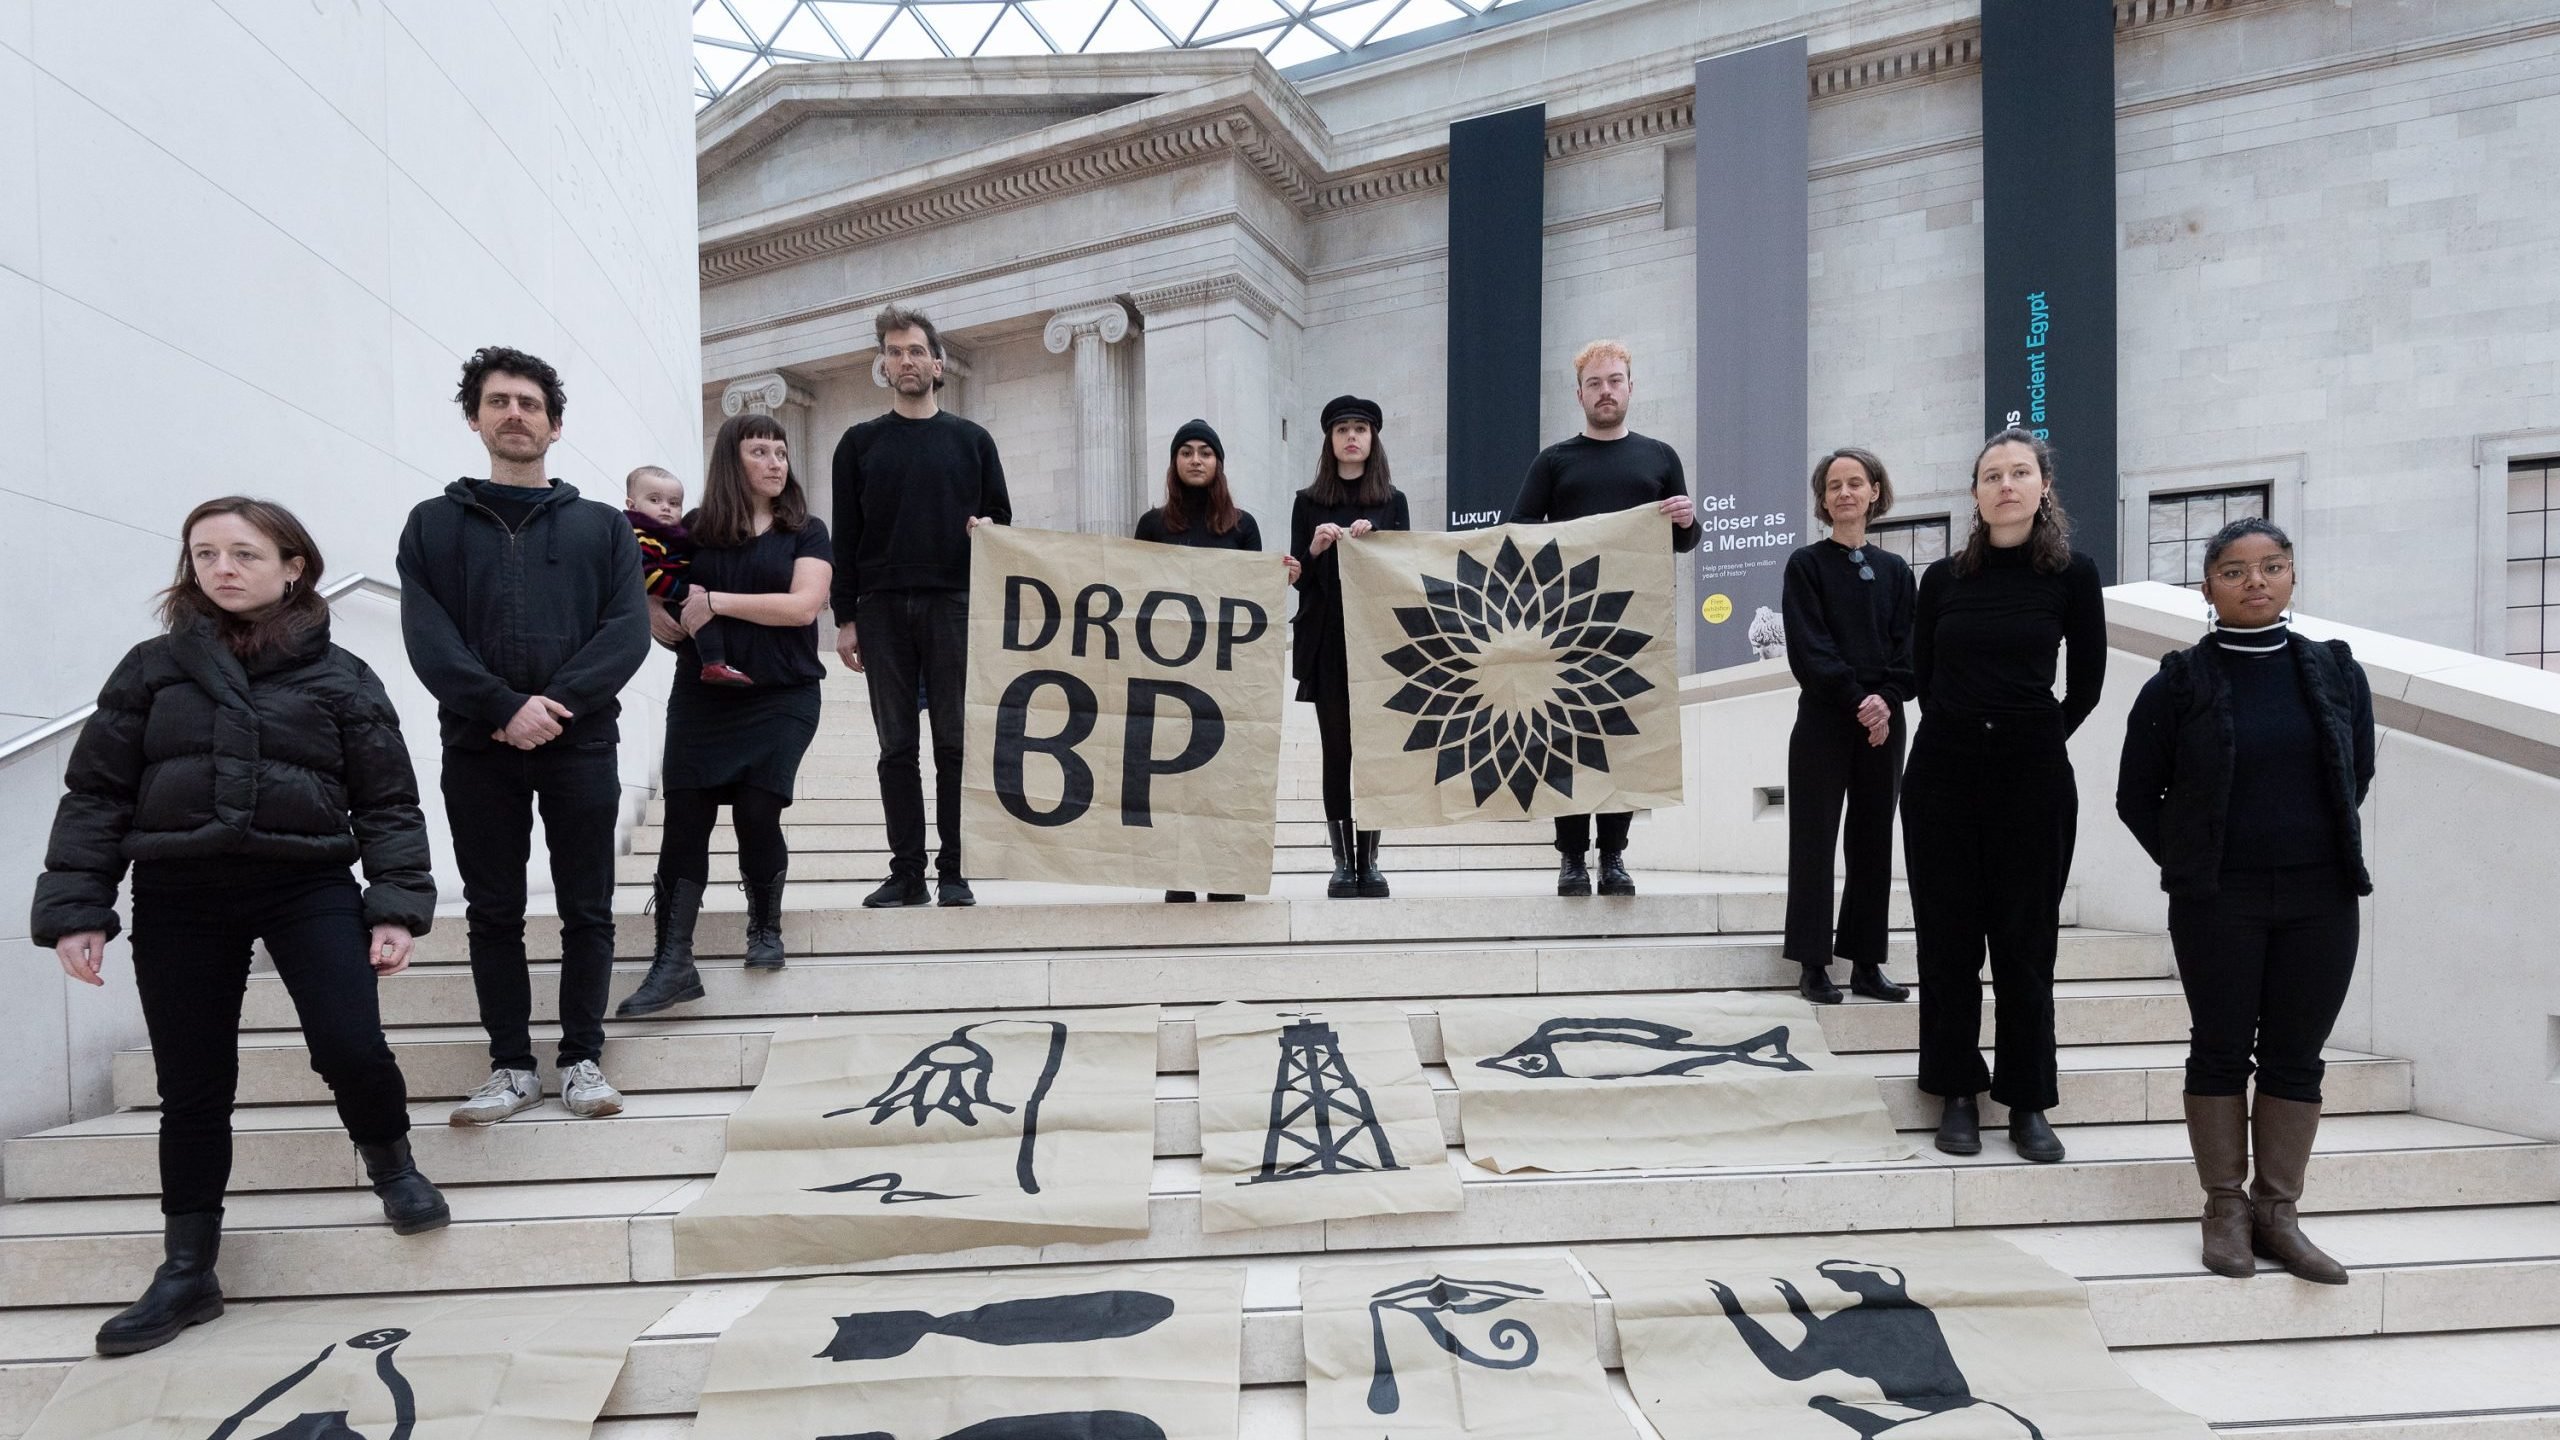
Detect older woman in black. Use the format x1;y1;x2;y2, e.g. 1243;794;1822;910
34;498;445;1356
1904;429;2106;1164
1136;418;1301;903
2118;519;2374;1284
1290;395;1410;899
619;413;833;1017
1782;448;1916;1006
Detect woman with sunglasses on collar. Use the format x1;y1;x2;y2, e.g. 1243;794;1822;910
1781;448;1917;1008
2117;517;2374;1285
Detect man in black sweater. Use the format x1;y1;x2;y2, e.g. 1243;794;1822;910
831;305;1012;909
1509;340;1699;898
398;346;648;1127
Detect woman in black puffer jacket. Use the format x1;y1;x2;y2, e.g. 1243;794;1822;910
32;497;447;1358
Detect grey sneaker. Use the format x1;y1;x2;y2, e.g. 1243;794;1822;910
449;1067;540;1127
560;1060;624;1119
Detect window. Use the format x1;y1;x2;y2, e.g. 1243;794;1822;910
2146;485;2270;588
1866;516;1950;566
2507;459;2560;672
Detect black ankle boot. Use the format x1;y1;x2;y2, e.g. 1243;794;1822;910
1326;820;1360;899
2008;1108;2066;1163
356;1137;452;1235
1849;961;1910;1002
742;868;787;971
1164;890;1198;903
1935;1094;1982;1156
1799;964;1843;1005
1355;830;1390;898
617;875;706;1018
1596;849;1636;896
96;1211;224;1355
1557;852;1592;897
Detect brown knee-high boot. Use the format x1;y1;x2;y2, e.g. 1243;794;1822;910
2250;1094;2348;1284
2182;1093;2253;1278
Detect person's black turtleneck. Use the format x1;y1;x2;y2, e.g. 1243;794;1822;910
1913;541;2107;733
2210;621;2343;871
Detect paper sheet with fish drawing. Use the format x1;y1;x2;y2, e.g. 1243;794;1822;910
1437;994;1913;1172
672;1007;1160;1277
691;1264;1246;1440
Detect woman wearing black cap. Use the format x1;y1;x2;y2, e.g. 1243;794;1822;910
1290;396;1409;899
1136;418;1300;902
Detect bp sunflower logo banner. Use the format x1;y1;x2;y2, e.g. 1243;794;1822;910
1340;504;1684;829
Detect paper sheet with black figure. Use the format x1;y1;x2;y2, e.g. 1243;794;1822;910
1193;1001;1464;1232
1299;1256;1626;1440
1437;993;1912;1172
20;1291;672;1440
673;1007;1160;1276
692;1266;1246;1440
1582;1234;2215;1440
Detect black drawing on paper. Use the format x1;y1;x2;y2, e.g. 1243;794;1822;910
1474;1019;1810;1080
1244;1016;1407;1186
817;1019;1070;1199
823;1413;1167;1440
1707;1261;2045;1440
818;1290;1176;1361
1364;1275;1544;1415
203;1327;416;1440
1378;536;1655;811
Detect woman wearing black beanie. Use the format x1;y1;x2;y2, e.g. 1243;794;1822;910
1290;396;1409;898
1135;418;1299;902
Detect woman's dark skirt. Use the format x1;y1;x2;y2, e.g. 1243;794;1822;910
661;680;822;801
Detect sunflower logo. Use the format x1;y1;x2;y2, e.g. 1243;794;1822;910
1380;536;1655;809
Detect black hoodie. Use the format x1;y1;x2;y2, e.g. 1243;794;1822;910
396;478;649;750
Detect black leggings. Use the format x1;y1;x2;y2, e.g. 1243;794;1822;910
1314;684;1355;823
130;863;411;1216
2169;866;2360;1103
655;787;790;884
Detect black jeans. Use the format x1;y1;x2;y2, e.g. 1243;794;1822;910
656;787;789;885
2170;866;2361;1103
1312;682;1355;824
130;862;411;1216
441;740;621;1073
1553;812;1632;857
1902;712;2077;1111
1785;701;1905;967
857;590;968;879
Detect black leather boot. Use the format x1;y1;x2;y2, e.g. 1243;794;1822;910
1849;962;1910;1002
616;875;706;1017
1164;890;1198;903
742;868;787;971
96;1211;224;1355
1355;830;1390;898
2008;1107;2066;1163
1596;849;1636;896
1557;852;1592;897
1934;1094;1982;1156
356;1137;452;1235
1326;820;1360;899
1799;964;1844;1005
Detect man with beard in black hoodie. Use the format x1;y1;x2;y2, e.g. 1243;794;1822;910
398;346;649;1128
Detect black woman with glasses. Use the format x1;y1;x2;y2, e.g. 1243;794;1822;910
1781;448;1918;1007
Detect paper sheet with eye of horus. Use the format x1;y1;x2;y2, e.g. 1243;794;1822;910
673;1007;1161;1277
1436;994;1913;1173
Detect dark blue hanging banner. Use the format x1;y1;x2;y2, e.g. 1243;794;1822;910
1981;0;2118;579
1444;104;1546;532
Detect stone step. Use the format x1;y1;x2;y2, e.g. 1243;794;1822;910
623;818;1557;854
235;932;2160;1030
613;844;1558;883
33;1044;2413;1198
4;1209;2555;1433
0;1114;2548;1306
403;876;2080;963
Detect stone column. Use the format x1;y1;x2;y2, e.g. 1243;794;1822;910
1130;274;1290;534
1044;300;1138;535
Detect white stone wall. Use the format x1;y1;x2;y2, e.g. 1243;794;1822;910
0;1;702;1156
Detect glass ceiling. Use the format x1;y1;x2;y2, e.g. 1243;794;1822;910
693;0;1534;106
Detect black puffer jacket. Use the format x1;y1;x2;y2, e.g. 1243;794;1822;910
30;615;438;944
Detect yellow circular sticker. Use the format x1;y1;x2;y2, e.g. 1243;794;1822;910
1701;593;1733;624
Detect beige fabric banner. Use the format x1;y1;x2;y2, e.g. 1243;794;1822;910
1583;1232;2216;1440
1301;1256;1626;1440
1194;1002;1464;1233
1438;993;1912;1173
22;1290;671;1439
674;1007;1160;1277
1340;505;1683;831
962;524;1289;894
693;1264;1246;1440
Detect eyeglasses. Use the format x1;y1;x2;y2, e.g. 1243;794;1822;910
2209;558;2293;585
1846;548;1874;581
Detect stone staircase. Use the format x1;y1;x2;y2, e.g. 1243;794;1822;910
4;674;2557;1436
